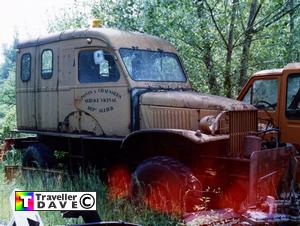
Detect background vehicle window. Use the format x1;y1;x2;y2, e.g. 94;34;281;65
286;74;300;119
41;50;53;79
252;79;278;109
21;53;31;82
78;49;120;83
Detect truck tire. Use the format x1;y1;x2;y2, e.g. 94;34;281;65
22;143;55;168
131;156;202;214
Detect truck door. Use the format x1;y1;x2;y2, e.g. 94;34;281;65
58;46;131;137
35;44;59;130
279;72;300;144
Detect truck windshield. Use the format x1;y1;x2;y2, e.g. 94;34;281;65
119;48;186;82
242;79;278;110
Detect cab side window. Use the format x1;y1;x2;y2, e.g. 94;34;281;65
286;74;300;119
21;53;31;82
78;49;120;83
242;87;252;104
41;49;53;79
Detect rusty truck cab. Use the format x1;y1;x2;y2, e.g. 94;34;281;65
238;63;300;146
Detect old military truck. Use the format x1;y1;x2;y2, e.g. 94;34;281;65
15;27;297;213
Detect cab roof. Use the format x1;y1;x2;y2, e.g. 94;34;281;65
251;63;300;78
252;68;283;77
16;27;177;52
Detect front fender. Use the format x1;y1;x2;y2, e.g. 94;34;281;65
121;129;229;164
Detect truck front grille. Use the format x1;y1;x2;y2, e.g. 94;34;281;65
140;105;198;130
228;110;257;157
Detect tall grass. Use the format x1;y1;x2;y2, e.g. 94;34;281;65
0;163;181;225
0;164;13;224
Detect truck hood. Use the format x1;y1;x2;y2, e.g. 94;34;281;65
140;91;255;111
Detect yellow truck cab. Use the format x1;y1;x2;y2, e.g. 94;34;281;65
16;28;191;137
238;63;300;146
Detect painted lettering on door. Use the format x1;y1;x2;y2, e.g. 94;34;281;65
80;89;122;113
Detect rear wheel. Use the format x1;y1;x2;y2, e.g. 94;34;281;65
131;156;202;214
22;143;56;168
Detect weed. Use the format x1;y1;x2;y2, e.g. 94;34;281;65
0;164;181;225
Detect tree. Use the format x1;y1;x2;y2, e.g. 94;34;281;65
0;33;18;140
47;0;92;32
238;0;261;89
0;33;18;80
238;0;300;89
46;0;300;97
287;0;299;62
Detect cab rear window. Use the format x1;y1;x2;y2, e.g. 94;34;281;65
21;53;31;82
41;49;53;79
78;49;120;83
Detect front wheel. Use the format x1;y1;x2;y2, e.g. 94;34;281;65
131;156;202;214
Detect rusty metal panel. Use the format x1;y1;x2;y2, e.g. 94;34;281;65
16;92;36;129
57;43;131;137
248;147;296;206
140;91;256;111
58;47;77;134
17;28;177;53
229;110;257;157
140;105;198;130
16;47;37;130
72;86;131;136
35;43;59;130
198;109;220;119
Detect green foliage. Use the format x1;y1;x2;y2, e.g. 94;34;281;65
47;1;92;32
0;107;16;141
0;166;180;225
0;36;17;140
2;148;22;166
46;0;300;97
0;34;17;80
0;68;16;107
0;68;16;140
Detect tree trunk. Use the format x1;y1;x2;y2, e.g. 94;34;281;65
196;0;219;94
224;0;238;98
239;34;252;90
288;0;296;62
238;0;258;90
203;44;218;94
